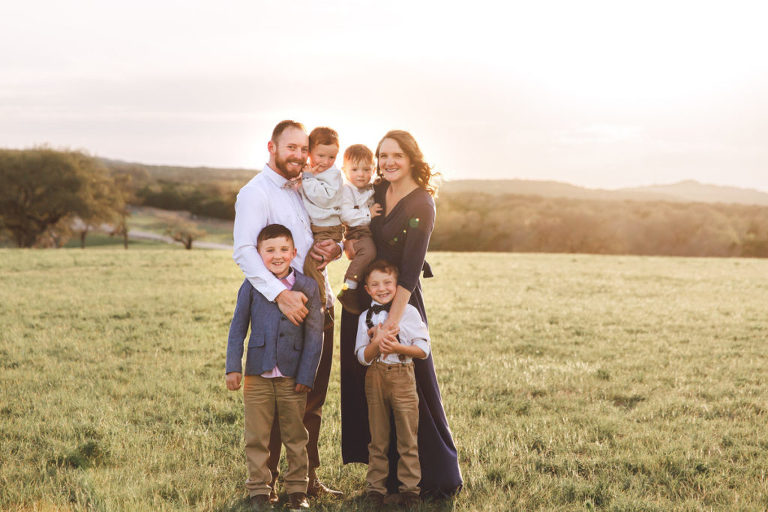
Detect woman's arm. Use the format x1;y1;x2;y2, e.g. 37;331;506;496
381;285;411;331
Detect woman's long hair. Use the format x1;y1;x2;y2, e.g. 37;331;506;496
375;130;440;197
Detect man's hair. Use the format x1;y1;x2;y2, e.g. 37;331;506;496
344;144;374;165
309;127;339;151
257;224;294;247
272;120;306;144
364;259;399;283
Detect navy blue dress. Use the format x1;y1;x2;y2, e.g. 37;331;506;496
340;181;463;497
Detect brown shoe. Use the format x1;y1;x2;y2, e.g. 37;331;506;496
287;492;310;511
365;491;386;508
306;478;344;499
400;492;421;509
248;493;273;511
337;286;363;315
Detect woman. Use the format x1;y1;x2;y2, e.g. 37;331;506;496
340;130;463;498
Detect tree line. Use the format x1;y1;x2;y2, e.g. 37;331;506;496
3;148;767;257
431;192;768;257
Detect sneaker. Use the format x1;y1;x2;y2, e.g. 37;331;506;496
337;286;362;315
287;492;310;511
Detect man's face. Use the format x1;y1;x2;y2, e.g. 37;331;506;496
343;158;374;188
269;127;309;179
309;143;339;174
364;269;397;305
257;236;296;278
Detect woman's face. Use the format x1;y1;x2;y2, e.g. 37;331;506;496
377;138;411;184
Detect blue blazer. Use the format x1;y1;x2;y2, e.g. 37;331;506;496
225;271;323;389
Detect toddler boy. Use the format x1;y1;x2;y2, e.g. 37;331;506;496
354;260;430;508
226;223;323;511
337;144;381;314
300;126;343;302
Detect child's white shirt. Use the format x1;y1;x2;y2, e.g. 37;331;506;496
300;165;343;226
340;182;375;228
355;303;431;365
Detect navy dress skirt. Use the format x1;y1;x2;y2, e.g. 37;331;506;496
340;182;463;497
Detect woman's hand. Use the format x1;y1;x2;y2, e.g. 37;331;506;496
370;202;383;218
295;383;311;393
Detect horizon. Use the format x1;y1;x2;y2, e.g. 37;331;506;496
3;1;768;193
93;155;768;194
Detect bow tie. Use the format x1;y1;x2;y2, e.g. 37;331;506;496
370;303;391;314
282;178;302;191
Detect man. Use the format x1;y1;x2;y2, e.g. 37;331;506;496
233;120;343;502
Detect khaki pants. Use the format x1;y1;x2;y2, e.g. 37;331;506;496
243;375;308;496
304;224;344;301
267;307;335;482
365;361;421;495
344;225;376;284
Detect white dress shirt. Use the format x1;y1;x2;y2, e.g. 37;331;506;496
340;182;375;228
233;164;333;306
300;166;343;227
355;303;431;365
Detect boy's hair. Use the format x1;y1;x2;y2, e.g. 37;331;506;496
257;224;294;248
364;259;399;284
271;120;305;144
309;127;339;151
344;144;374;165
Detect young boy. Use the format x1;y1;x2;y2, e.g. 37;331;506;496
354;260;431;508
300;126;344;302
226;224;323;511
337;144;382;315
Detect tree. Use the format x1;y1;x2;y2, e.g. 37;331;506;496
0;148;118;247
108;173;134;249
161;212;206;250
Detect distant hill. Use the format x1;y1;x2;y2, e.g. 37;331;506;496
441;179;768;206
99;157;768;207
619;180;768;206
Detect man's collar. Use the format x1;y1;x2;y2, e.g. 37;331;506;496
263;163;289;187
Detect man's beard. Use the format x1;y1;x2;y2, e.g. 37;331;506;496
274;153;305;179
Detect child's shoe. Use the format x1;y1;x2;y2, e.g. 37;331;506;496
337;285;362;315
364;491;386;508
287;492;309;511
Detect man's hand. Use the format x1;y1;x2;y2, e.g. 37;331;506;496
295;383;311;393
226;372;242;391
276;289;308;326
310;239;341;270
370;203;383;218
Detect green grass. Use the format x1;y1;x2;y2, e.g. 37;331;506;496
1;249;767;511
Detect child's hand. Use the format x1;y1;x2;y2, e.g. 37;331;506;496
303;161;324;175
226;372;242;391
370;203;383;218
378;332;401;356
295;383;311;393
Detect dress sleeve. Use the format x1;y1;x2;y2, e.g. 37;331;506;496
397;193;435;292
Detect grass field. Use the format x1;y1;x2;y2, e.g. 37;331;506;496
1;249;767;511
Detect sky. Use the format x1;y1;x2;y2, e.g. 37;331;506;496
2;0;768;191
